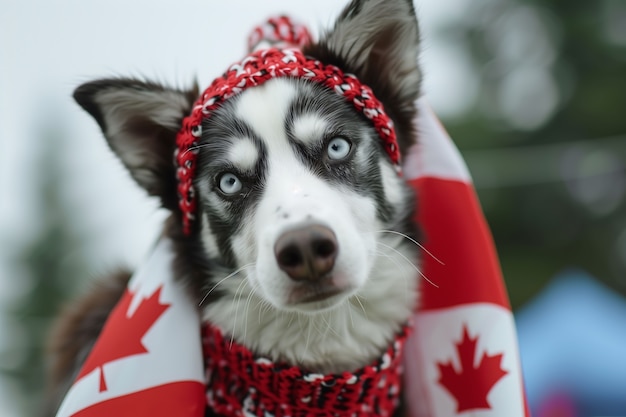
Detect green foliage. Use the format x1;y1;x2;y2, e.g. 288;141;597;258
440;0;626;307
2;123;89;416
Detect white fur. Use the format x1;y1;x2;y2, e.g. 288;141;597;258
379;160;405;208
228;138;259;172
200;213;221;259
292;114;329;145
202;79;419;374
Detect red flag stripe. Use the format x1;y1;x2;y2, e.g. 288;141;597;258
70;381;205;417
411;177;511;311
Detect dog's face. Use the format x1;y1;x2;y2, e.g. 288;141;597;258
74;0;422;372
196;78;412;312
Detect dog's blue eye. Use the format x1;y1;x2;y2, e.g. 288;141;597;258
327;137;351;160
218;173;242;195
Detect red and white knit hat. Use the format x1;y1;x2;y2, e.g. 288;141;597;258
175;16;401;234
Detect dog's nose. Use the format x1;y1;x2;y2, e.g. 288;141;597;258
274;224;338;281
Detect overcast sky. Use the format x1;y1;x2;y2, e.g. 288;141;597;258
0;1;472;414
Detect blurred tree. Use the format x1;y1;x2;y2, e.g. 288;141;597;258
437;0;626;307
0;121;89;416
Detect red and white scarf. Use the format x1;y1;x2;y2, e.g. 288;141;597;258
56;16;530;417
203;323;409;417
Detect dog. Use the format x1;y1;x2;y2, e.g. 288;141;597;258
45;0;423;415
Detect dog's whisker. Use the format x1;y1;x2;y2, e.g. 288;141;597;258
256;300;264;325
255;299;270;325
311;315;325;339
374;249;410;293
229;276;249;349
184;143;213;153
302;318;313;364
374;249;408;275
375;229;445;266
286;312;296;329
243;286;257;344
199;262;255;306
347;302;355;329
374;248;415;305
320;311;339;339
377;241;439;288
229;279;247;342
321;313;332;339
354;295;368;320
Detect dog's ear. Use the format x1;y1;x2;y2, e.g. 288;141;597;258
303;0;421;153
73;79;198;211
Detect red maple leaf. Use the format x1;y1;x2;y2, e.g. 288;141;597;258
437;325;509;412
76;286;170;392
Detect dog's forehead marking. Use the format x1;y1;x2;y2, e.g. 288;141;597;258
292;114;328;145
235;79;297;158
228;138;259;172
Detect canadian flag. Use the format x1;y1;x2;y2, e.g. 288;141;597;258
54;240;206;417
56;98;529;416
402;98;530;416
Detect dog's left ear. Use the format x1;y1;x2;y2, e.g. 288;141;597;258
73;78;198;211
304;0;421;153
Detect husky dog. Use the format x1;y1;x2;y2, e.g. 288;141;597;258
46;0;422;413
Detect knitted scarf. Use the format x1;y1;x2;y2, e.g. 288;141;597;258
203;324;409;417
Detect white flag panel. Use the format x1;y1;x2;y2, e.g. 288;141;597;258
405;303;526;417
56;240;205;417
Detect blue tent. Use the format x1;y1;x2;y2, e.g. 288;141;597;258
516;270;626;416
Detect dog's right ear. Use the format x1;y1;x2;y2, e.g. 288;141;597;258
304;0;421;155
73;78;198;211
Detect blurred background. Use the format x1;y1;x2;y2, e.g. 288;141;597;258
1;0;625;416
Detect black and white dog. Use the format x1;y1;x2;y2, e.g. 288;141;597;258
46;0;423;413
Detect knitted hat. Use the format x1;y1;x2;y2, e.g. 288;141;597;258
175;16;400;234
